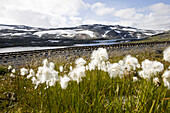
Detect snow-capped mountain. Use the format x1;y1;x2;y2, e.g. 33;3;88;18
0;24;162;39
0;24;163;48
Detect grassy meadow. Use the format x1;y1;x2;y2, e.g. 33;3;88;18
0;45;170;113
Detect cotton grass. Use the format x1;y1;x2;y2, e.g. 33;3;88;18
13;47;169;90
4;46;170;112
28;59;59;89
20;68;28;76
139;59;164;79
163;46;170;62
162;70;170;89
60;75;71;89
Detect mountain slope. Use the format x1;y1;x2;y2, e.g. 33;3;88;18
0;24;164;48
0;24;161;39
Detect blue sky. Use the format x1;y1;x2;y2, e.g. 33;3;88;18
84;0;170;8
0;0;170;30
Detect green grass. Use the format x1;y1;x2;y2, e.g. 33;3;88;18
0;67;8;76
0;50;170;113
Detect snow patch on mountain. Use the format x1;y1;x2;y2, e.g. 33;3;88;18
34;29;95;38
0;26;15;30
122;28;137;32
115;30;121;34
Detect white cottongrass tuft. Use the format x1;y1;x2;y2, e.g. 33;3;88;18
27;69;35;79
10;73;15;78
69;66;73;71
60;75;71;89
91;48;108;61
133;77;138;82
8;65;12;70
118;60;124;66
163;46;170;62
69;66;86;83
20;68;28;76
31;59;59;89
75;58;86;67
43;59;49;68
153;77;159;85
123;55;140;71
162;70;170;89
69;58;86;84
11;69;15;73
107;63;124;78
139;59;164;79
49;62;55;70
88;48;108;71
59;66;63;72
138;71;150;80
31;77;37;84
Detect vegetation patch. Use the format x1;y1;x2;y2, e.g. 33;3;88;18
0;46;170;112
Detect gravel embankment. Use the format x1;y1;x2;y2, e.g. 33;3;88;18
0;42;169;68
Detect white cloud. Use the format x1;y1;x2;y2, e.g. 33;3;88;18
135;3;170;30
69;16;83;26
83;19;115;25
90;2;170;30
0;0;169;30
149;3;170;15
0;0;87;27
114;8;136;19
91;2;115;16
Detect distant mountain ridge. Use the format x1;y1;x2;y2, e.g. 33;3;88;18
0;24;165;48
0;24;163;39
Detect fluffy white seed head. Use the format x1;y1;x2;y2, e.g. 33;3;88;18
139;59;164;78
162;70;170;89
75;58;86;67
20;68;28;76
163;46;170;62
153;77;159;85
69;66;73;71
88;59;98;71
91;48;108;61
11;69;15;73
123;55;140;71
69;66;86;84
88;48;108;71
163;78;170;89
10;73;15;78
49;62;55;70
162;70;170;81
118;60;124;66
141;59;152;70
27;69;35;79
59;66;63;72
43;59;49;68
133;77;138;82
138;70;150;80
97;48;108;61
31;77;37;84
8;65;12;70
34;59;59;89
107;63;124;78
60;75;71;89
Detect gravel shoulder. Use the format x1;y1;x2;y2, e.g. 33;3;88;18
0;42;169;68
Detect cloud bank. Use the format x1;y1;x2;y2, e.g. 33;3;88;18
0;0;169;30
